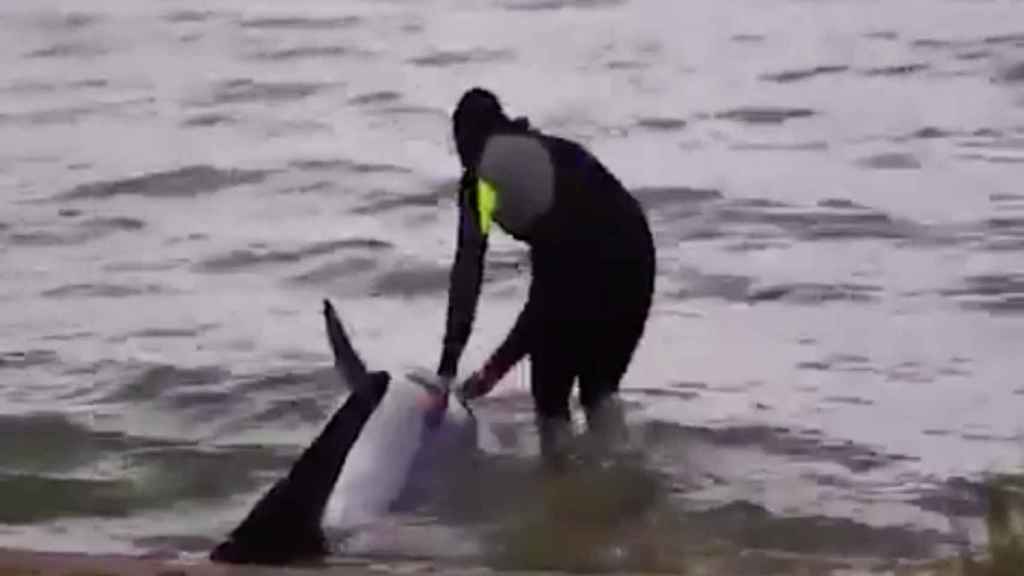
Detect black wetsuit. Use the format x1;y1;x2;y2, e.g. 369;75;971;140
438;125;656;420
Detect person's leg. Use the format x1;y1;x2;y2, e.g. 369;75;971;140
522;255;584;466
578;257;654;447
529;335;578;466
578;336;635;450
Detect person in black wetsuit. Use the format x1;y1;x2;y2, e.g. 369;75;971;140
437;87;656;455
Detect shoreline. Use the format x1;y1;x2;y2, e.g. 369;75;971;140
0;546;985;576
0;548;405;576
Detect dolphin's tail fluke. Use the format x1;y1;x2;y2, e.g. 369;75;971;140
210;299;389;565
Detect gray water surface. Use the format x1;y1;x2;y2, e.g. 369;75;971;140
1;0;1023;573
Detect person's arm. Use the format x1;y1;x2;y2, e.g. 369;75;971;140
481;278;540;380
459;277;541;400
437;173;489;378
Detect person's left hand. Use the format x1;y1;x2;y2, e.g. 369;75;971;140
457;368;498;402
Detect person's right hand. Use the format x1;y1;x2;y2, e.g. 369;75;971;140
457;369;498;402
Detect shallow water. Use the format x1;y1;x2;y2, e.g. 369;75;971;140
1;0;1023;573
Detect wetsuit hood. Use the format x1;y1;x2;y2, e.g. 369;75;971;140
453;87;505;169
452;87;530;169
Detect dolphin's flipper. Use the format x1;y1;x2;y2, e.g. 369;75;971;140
210;300;390;565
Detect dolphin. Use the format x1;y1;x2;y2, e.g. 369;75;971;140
210;299;479;565
210;299;389;565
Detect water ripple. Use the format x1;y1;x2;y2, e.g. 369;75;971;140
291;158;412;175
760;65;849;83
0;350;59;370
861;63;930;77
943;274;1024;313
162;10;218;24
713;107;817;125
25;42;107;60
748;282;881;304
238;15;362;31
503;0;627;11
857;152;922;170
371;262;452;297
41;283;169;299
998;61;1024;83
194;238;391;274
348;91;403;106
199;79;328;106
409;49;514;68
248;45;371;62
643;421;916;476
62;165;270;200
634;117;687;131
352;187;453;215
6;216;145;247
289;257;379;286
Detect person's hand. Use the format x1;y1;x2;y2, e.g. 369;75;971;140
457;368;498;402
409;367;451;394
408;368;452;429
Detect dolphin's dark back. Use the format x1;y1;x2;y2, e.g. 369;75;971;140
210;300;389;565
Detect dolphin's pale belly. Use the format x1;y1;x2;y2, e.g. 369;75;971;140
323;371;476;530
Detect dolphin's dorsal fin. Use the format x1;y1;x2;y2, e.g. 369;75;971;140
323;299;370;392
